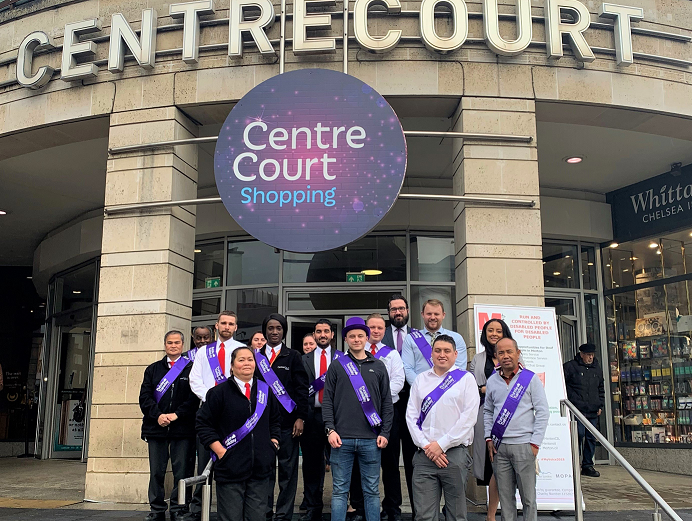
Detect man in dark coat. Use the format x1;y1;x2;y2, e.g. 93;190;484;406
139;330;200;521
563;342;605;477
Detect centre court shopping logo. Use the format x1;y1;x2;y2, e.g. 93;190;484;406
214;69;407;253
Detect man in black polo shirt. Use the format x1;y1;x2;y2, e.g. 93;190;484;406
323;317;393;521
139;330;199;521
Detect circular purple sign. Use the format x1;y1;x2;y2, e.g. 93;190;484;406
214;69;407;253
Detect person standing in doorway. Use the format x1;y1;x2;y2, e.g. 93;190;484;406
196;346;282;521
300;319;338;521
381;294;415;516
484;338;549;521
139;330;199;521
302;333;318;355
470;318;515;521
406;334;479;521
258;313;309;521
188;311;245;521
323;317;393;521
250;331;267;351
349;313;405;521
563;343;604;478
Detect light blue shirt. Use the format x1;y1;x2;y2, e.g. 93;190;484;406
402;327;467;385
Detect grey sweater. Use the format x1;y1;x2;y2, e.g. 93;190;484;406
483;368;549;446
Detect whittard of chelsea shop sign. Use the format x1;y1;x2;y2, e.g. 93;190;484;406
607;163;692;242
214;69;407;253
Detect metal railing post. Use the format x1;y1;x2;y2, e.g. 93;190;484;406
201;482;212;521
177;479;187;505
569;416;585;521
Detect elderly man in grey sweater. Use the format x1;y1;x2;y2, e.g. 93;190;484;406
483;338;549;521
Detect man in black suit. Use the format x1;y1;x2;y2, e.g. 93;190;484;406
259;313;309;521
299;318;338;521
382;294;415;519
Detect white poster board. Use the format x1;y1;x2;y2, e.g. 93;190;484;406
474;304;578;511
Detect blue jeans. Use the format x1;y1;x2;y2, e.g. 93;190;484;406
577;415;599;468
330;438;381;521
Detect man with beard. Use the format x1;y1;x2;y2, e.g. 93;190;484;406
299;319;339;521
258;313;309;521
382;294;415;518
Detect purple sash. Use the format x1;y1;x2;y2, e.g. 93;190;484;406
416;368;467;429
255;349;296;413
337;355;382;429
212;380;269;461
308;350;344;397
187;347;198;361
154;356;191;403
373;345;394;360
490;369;535;448
410;330;434;368
206;343;227;385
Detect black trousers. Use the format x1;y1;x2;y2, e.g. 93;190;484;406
398;395;416;518
350;405;403;517
146;437;196;513
301;407;327;520
267;426;300;521
189;435;212;515
217;476;273;521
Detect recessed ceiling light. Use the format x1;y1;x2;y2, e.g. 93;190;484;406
194;249;202;253
553;271;561;276
26;276;32;280
656;250;662;255
567;276;572;279
564;156;583;164
609;243;619;248
588;262;594;266
361;269;383;276
565;255;571;258
606;263;611;267
649;242;658;248
72;290;82;294
0;210;6;215
623;269;629;272
631;257;638;260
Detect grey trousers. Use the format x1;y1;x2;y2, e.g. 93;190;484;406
217;476;273;521
412;445;471;521
492;443;537;521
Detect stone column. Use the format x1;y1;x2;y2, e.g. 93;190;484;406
85;106;198;503
453;97;544;359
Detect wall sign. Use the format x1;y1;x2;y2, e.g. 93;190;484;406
214;69;407;253
607;163;692;243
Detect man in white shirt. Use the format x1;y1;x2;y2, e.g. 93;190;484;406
188;311;244;521
350;313;405;521
406;334;479;521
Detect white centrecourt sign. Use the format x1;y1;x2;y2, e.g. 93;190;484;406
474;303;578;512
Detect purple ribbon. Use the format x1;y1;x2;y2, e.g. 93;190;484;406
337;355;382;429
308;350;344;397
255;349;296;413
154;356;191;403
187;347;198;361
416;368;467;429
206;343;227;385
490;369;535;448
212;380;269;462
373;345;394;360
410;330;434;368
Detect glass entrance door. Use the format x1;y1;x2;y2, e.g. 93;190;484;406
287;317;343;352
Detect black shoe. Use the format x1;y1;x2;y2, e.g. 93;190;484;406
144;513;165;521
581;466;600;477
183;514;201;521
299;513;322;521
299;502;307;511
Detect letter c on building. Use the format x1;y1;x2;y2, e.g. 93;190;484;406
17;31;55;90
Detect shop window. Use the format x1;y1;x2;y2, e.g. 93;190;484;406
410;286;456;332
225;287;279;344
227;240;279;286
192;296;221;317
193;242;224;289
53;263;96;314
410;236;455;282
282;235;406;283
581;246;598;290
543;244;578;289
287;291;397;312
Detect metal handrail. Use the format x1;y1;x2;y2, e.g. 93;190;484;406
560;399;683;521
178;459;213;521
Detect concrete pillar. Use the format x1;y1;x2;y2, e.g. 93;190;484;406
453;97;544;359
85;106;198;503
452;97;543;504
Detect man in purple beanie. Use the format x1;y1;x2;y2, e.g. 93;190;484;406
322;317;393;521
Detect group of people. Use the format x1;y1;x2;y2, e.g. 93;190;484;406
139;294;562;521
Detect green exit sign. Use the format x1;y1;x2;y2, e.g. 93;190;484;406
346;272;364;283
205;277;221;288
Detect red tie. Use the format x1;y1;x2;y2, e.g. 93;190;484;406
370;344;377;356
318;349;327;404
269;347;278;365
245;382;251;400
218;342;226;376
169;361;173;368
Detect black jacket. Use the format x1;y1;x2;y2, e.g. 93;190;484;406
196;378;282;484
302;347;341;412
323;351;393;440
563;354;605;418
139;356;199;440
258;343;309;429
383;325;411;408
